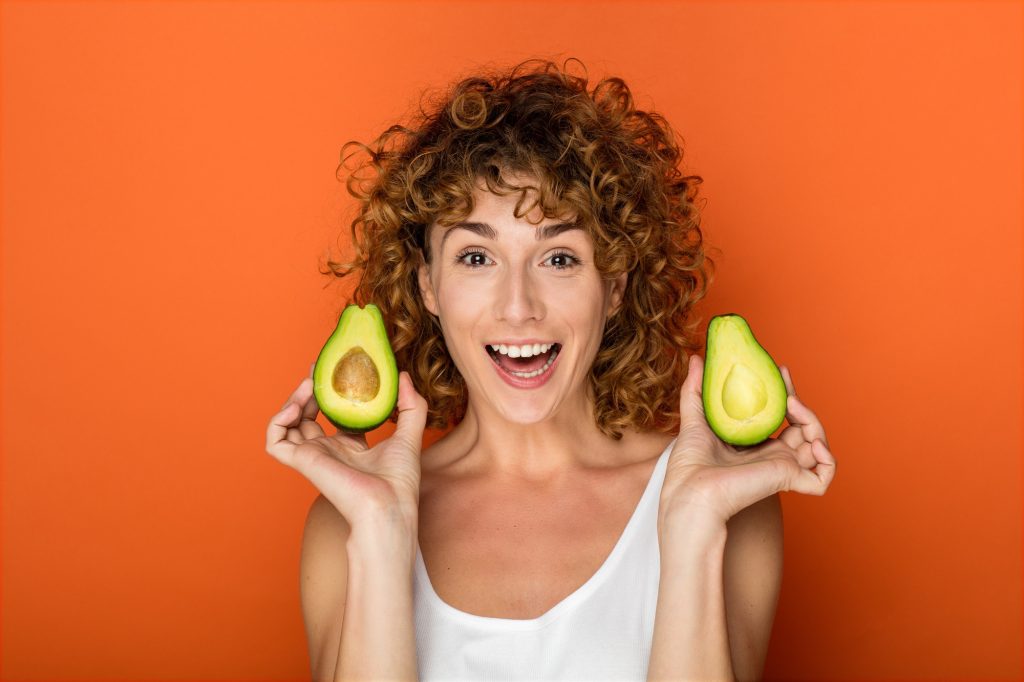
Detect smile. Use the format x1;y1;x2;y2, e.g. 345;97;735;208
485;343;562;385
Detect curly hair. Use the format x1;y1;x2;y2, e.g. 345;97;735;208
321;57;714;440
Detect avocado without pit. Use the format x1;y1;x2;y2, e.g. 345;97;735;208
702;314;787;446
313;303;399;434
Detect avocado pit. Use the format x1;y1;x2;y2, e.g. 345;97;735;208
721;362;768;421
332;346;380;402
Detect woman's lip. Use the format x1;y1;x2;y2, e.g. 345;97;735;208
485;344;561;389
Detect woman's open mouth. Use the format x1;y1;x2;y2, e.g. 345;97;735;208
485;343;561;387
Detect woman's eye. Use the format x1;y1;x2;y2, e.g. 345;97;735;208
455;250;491;267
547;251;582;270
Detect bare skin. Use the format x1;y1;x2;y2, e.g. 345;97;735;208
416;427;675;619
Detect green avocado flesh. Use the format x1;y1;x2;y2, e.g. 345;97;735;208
313;303;399;434
702;314;787;446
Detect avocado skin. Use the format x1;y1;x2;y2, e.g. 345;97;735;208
313;304;399;434
701;313;787;446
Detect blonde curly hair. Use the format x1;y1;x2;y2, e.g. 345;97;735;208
321;57;714;439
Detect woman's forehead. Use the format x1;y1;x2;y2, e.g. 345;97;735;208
440;217;586;246
432;192;580;234
423;172;595;249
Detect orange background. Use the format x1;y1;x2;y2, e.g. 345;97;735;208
1;1;1021;679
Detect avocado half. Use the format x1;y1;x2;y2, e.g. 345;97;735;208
702;313;787;446
313;303;399;434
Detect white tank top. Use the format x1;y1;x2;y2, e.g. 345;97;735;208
413;436;676;681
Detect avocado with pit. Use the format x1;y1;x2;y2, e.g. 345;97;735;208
702;314;787;446
313;303;399;434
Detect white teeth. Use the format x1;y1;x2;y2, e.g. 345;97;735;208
485;343;561;379
489;343;554;357
505;346;559;378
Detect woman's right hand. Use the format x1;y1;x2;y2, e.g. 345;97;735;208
265;365;428;534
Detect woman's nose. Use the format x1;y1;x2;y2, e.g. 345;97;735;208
494;267;545;324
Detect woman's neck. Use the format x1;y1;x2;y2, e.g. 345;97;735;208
427;392;663;482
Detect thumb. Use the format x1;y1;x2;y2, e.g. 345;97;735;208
680;354;706;427
393;371;428;450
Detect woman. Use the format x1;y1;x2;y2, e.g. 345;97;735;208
266;58;836;681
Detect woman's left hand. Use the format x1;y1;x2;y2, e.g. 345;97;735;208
661;354;837;526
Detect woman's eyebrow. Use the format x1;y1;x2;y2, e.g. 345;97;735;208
440;221;581;251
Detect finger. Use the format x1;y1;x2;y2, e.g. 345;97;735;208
280;377;321;441
785;394;829;449
788;439;837;496
680;354;706;428
793;440;818;469
777;423;805;450
300;420;326;440
286;426;305;444
392;371;428;450
271;377;318;451
301;384;320;421
689;354;704;398
280;374;323;438
304;365;339;441
266;402;299;462
780;365;796;397
777;366;816;450
809;439;837;491
298;405;326;439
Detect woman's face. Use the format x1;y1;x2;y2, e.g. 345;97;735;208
417;175;627;424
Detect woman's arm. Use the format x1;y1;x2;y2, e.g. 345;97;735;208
299;497;419;682
648;356;833;680
340;512;419;681
648;505;733;681
270;371;428;681
647;494;784;682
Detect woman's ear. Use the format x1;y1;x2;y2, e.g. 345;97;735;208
417;256;439;317
607;271;628;317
